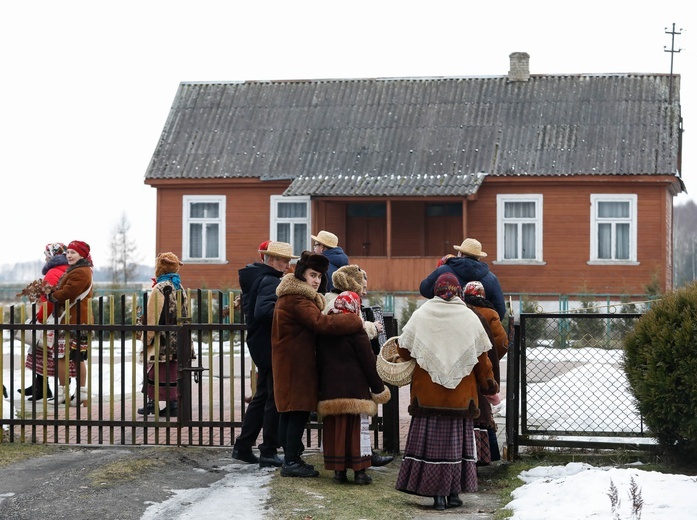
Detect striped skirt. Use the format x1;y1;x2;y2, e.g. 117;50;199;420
396;415;478;497
322;414;371;471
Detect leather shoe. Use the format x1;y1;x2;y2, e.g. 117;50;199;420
231;448;259;464
433;496;446;511
333;470;348;483
370;451;394;467
280;460;319;478
259;454;283;468
447;493;463;508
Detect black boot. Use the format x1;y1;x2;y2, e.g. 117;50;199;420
354;469;372;485
19;374;45;397
371;450;394;467
447;493;463;508
138;399;157;415
433;496;446;511
332;470;348;483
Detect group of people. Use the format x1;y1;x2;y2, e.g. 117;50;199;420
19;240;94;406
19;242;189;416
19;230;508;511
231;230;509;510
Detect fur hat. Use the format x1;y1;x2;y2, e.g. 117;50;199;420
311;230;339;249
68;240;90;259
155;252;183;277
453;238;487;258
332;264;364;294
261;241;299;259
294;251;330;293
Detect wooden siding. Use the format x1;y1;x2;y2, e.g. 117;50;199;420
150;175;677;296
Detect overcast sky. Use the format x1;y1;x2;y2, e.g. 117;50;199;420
1;1;693;268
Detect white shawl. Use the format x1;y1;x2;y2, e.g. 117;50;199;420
399;296;492;389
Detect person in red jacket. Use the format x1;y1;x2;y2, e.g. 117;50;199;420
20;243;77;401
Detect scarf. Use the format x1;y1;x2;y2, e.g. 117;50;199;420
399;296;491;389
329;291;362;315
156;273;182;290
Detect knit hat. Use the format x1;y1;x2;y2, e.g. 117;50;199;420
155;252;183;278
329;291;362;315
294;251;330;292
44;242;67;259
332;264;364;294
453;238;487;258
311;230;339;249
68;240;90;259
260;241;299;259
464;281;486;297
434;272;462;301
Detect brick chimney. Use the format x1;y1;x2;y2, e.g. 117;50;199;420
508;52;530;82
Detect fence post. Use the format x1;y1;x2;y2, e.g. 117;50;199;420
505;323;520;460
381;313;401;454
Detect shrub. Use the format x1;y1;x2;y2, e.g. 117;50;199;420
623;281;697;462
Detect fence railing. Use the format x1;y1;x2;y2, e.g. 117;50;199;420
1;291;400;451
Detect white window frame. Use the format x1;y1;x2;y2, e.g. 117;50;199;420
270;195;311;258
182;195;226;263
495;194;545;264
589;194;638;264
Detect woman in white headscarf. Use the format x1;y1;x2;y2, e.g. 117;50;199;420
395;272;498;511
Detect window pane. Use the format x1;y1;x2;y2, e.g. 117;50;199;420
504;223;518;259
293;224;307;255
347;203;386;218
189;224;202;258
278;202;307;218
190;202;219;219
426;203;462;217
504;201;535;218
277;223;290;243
598;223;612;259
205;224;219;257
598;201;629;218
616;223;630;259
522;223;536;259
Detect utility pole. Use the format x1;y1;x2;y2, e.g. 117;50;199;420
664;23;683;104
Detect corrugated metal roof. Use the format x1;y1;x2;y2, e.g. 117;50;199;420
144;74;681;197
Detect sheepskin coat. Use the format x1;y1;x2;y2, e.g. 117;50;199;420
272;274;363;413
50;259;93;325
398;345;496;419
317;329;391;418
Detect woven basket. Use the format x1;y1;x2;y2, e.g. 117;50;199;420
376;336;415;387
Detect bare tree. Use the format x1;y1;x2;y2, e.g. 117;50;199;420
109;213;140;286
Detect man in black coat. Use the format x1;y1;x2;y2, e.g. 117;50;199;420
420;238;507;320
232;241;298;468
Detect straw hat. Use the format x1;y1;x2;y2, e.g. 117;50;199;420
376;336;415;387
260;241;299;259
453;238;487;258
311;230;339;248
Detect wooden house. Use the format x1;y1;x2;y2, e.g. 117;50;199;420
144;52;684;297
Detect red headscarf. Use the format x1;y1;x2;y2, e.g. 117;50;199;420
68;240;90;259
434;272;462;301
329;291;362;315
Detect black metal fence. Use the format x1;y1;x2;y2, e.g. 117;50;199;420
505;312;654;457
1;291;400;451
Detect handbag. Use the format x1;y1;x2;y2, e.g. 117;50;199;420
376;336;415;387
45;283;93;349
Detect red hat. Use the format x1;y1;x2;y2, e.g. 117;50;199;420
68;240;90;259
258;240;271;261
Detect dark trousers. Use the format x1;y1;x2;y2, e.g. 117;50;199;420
278;410;310;462
233;366;280;456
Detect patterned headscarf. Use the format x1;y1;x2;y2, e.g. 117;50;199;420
44;242;67;259
329;291;362;315
434;272;462;301
436;253;455;268
464;281;486;297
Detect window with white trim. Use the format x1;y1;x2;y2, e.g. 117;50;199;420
182;195;225;262
496;194;543;262
590;194;637;262
270;195;310;257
